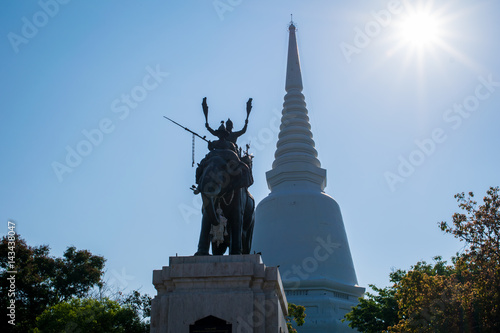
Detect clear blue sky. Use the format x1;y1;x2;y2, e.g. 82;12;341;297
1;0;499;298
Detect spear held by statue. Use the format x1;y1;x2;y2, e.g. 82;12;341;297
163;116;209;142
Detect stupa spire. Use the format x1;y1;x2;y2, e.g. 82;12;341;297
254;20;364;333
285;19;302;91
267;19;326;191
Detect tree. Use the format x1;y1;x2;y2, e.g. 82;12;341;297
389;257;458;332
0;235;105;332
287;302;306;333
33;298;148;333
437;186;500;332
117;289;152;325
391;187;499;332
342;270;403;333
344;187;500;333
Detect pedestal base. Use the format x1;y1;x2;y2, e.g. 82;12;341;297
151;254;289;333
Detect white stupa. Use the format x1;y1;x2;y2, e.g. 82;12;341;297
253;21;365;332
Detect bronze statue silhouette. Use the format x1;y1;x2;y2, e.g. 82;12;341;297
206;122;236;152
203;97;252;148
206;118;248;147
195;97;254;255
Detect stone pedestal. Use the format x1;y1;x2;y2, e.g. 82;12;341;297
150;254;289;333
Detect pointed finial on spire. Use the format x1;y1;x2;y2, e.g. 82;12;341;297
289;14;296;31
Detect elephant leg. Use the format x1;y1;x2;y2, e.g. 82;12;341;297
229;221;242;255
242;214;254;254
195;213;211;256
228;190;243;255
195;196;214;256
242;192;255;254
212;241;228;255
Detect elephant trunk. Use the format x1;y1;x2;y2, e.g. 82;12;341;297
203;182;221;199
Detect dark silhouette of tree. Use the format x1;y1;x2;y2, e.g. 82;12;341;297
0;235;105;332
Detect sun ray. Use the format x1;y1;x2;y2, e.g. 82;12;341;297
379;0;483;87
355;0;483;121
433;39;485;73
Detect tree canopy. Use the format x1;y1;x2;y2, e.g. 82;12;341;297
33;298;148;333
287;302;306;333
344;186;500;333
342;270;402;333
0;236;106;332
1;235;151;332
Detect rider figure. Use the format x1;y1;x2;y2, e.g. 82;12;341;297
206;122;236;151
203;97;252;152
225;118;248;146
206;119;247;151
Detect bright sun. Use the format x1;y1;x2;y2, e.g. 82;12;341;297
383;1;477;91
385;4;449;64
399;12;440;46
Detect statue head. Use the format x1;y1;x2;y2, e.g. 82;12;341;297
226;118;233;132
215;123;229;140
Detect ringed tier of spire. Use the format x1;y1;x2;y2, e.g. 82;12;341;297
267;22;326;191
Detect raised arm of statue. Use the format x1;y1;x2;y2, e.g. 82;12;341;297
205;123;218;137
232;121;247;138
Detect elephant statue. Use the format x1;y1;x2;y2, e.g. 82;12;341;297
194;148;255;255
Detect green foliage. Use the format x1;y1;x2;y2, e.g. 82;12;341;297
344;187;500;333
286;302;306;333
118;290;152;323
438;186;499;332
0;235;105;332
52;246;106;301
34;298;148;333
0;235;152;332
389;258;458;332
342;270;403;333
